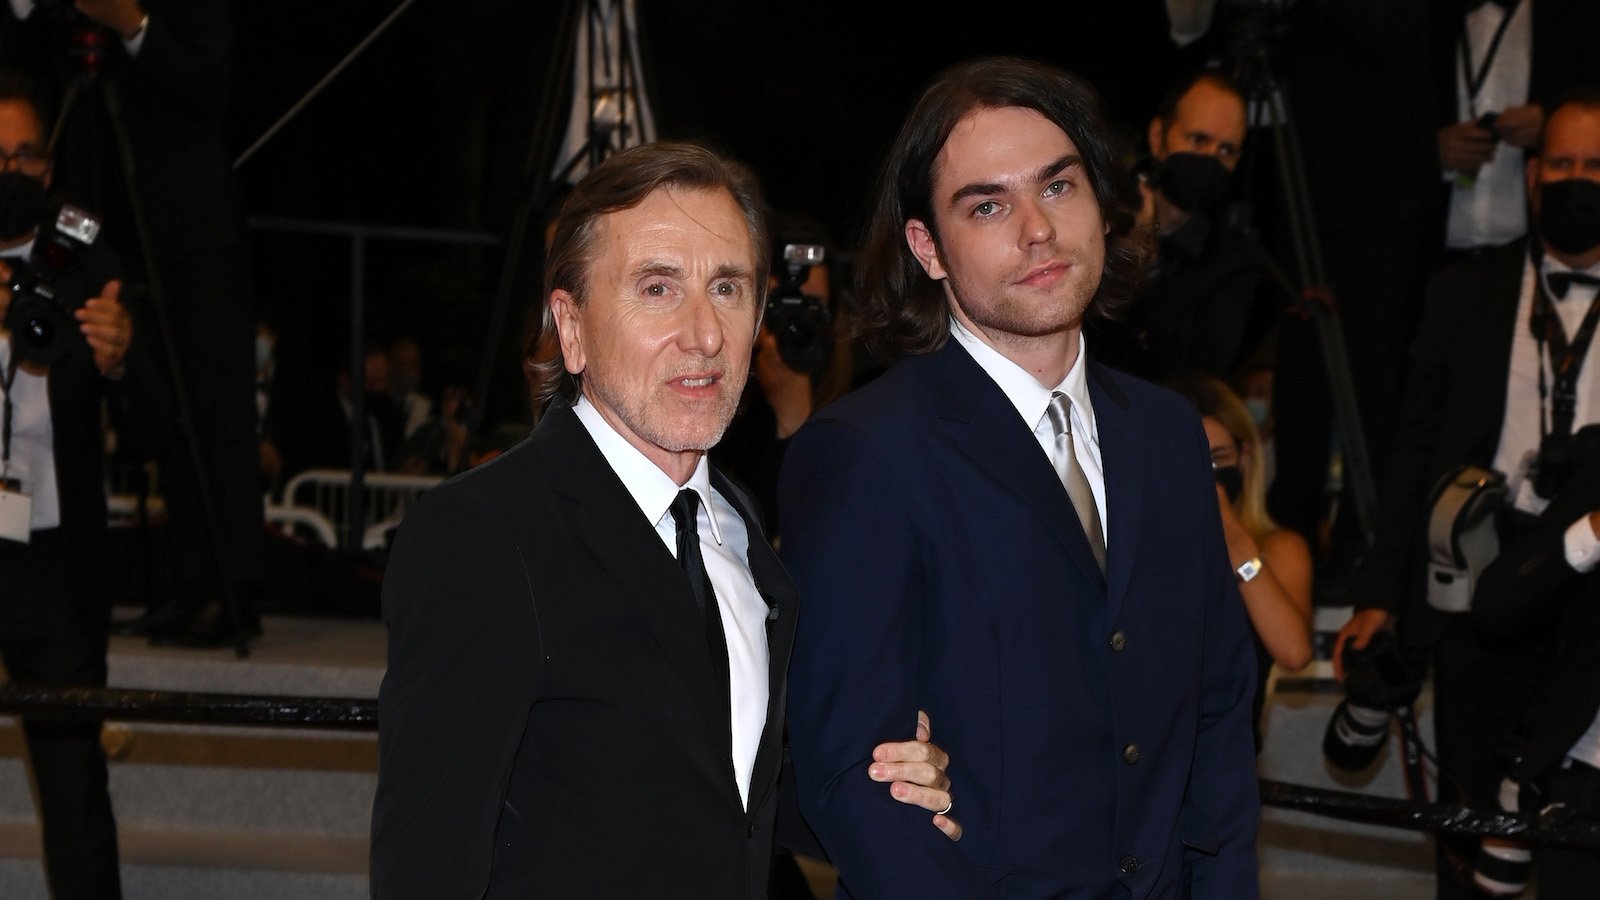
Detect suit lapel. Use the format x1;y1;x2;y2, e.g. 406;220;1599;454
924;341;1107;593
715;471;799;813
533;404;732;763
1088;363;1142;622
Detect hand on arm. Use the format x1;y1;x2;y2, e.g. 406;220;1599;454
75;280;132;378
868;710;962;840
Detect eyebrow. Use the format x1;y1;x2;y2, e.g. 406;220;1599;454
630;261;755;283
947;154;1082;209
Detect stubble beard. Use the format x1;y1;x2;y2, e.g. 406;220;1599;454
588;359;748;454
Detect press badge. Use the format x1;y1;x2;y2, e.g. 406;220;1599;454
0;476;31;544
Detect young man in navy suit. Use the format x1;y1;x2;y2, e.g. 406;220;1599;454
779;57;1261;898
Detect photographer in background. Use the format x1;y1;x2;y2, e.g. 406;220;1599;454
1470;451;1600;899
1334;91;1600;899
0;71;161;900
1095;69;1271;384
711;211;853;538
3;0;263;647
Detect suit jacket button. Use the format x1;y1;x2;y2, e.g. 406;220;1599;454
1109;630;1127;652
1122;743;1140;765
1119;855;1139;875
747;823;756;838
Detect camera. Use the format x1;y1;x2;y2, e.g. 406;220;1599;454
4;204;102;367
1530;424;1600;500
1322;630;1421;772
765;243;832;374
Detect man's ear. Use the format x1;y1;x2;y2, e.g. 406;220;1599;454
905;218;948;281
1147;117;1165;159
1526;157;1541;213
548;289;585;376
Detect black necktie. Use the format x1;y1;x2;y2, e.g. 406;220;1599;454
669;489;731;714
1548;270;1600;300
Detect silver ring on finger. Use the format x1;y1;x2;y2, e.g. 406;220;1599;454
936;800;953;816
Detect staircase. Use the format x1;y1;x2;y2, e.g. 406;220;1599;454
0;610;382;899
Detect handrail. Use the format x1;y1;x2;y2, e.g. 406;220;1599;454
2;686;1597;849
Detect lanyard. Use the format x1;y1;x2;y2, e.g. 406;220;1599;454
1;348;16;473
1457;0;1521;119
1531;271;1600;440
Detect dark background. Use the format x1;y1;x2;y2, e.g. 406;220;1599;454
228;0;1208;430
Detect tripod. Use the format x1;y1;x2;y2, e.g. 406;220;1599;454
1228;20;1380;547
49;25;254;657
459;0;655;468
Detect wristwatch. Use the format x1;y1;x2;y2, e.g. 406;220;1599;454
1235;556;1263;583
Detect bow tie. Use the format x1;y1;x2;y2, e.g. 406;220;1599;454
1465;0;1517;11
1547;270;1600;300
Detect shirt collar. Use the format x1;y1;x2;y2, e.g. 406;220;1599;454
949;317;1098;445
1;234;35;262
571;394;724;546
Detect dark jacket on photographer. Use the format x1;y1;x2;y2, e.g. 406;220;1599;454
1349;238;1600;640
1473;454;1600;787
3;233;168;630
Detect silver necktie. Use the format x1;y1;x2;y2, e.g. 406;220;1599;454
1044;391;1106;574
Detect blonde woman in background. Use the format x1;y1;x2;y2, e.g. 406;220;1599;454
1171;374;1313;746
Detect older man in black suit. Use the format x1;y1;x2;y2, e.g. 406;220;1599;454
371;141;957;899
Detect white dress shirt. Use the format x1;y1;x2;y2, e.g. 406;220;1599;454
1491;255;1600;528
1445;0;1532;249
0;240;58;531
572;395;769;809
950;319;1108;541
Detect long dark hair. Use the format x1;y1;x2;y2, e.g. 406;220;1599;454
852;56;1148;361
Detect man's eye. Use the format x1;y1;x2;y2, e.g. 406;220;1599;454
644;282;668;296
973;201;998;217
713;281;738;296
1045;180;1067;196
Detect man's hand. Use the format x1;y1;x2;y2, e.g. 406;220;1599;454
1493;104;1544;148
1332;608;1392;681
75;279;132;377
75;0;146;39
1438;120;1497;175
868;709;962;841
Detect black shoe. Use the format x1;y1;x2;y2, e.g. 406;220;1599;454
112;601;190;637
147;602;262;648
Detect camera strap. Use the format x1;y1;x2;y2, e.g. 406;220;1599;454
1457;0;1521;119
0;347;16;474
1530;274;1600;440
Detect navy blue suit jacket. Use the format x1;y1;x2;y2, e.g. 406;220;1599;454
779;339;1260;898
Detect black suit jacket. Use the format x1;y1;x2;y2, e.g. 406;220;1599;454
1473;457;1600;781
371;402;799;899
1352;239;1527;627
5;240;166;638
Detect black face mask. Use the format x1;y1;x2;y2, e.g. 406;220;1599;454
1213;464;1244;505
1538;178;1600;257
1155;152;1231;214
0;171;47;241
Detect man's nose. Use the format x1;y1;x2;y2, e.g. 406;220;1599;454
678;290;726;356
1018;198;1055;247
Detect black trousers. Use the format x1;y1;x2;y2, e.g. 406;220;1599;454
1533;760;1600;899
0;529;122;900
152;246;263;611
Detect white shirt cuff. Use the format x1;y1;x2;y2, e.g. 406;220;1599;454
1563;515;1600;573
